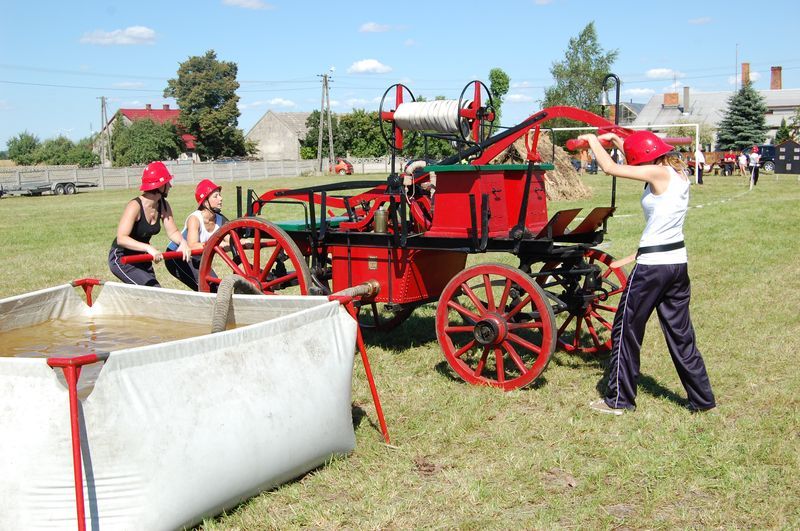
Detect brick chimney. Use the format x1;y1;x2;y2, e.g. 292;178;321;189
741;63;750;85
145;103;152;110
162;104;170;110
683;86;690;113
770;66;782;90
663;93;679;107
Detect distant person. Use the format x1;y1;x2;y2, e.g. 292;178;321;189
748;146;761;187
694;147;705;185
108;162;190;287
579;148;590;174
165;179;227;291
738;151;748;177
578;130;716;415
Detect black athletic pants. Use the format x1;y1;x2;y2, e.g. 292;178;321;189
108;247;160;287
603;263;715;411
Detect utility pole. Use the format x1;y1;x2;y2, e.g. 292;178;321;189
316;73;335;174
97;96;112;167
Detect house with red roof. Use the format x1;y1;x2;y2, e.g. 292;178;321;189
95;103;198;164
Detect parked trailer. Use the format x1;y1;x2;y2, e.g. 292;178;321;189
0;179;98;197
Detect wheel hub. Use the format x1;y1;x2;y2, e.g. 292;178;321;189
473;315;507;346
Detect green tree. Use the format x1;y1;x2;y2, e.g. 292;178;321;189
715;81;768;151
338;109;385;157
789;107;800;140
542;22;618;144
164;50;248;160
7;131;40;165
67;137;101;167
775;118;791;144
111;118;183;167
33;136;75;165
488;68;510;125
301;110;343;159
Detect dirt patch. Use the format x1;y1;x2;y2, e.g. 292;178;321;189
542;467;578;489
413;456;446;477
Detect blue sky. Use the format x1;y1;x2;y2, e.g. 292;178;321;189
2;0;798;149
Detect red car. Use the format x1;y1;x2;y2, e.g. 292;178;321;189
331;158;354;175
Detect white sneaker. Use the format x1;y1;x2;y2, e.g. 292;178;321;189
588;398;628;416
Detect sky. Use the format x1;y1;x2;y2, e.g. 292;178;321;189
2;0;799;150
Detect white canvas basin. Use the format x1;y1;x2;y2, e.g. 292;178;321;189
0;281;358;530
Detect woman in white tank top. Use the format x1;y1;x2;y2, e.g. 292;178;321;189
166;179;225;291
578;131;716;415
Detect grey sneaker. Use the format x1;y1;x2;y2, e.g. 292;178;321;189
589;398;628;416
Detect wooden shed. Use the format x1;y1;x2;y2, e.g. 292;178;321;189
774;139;800;174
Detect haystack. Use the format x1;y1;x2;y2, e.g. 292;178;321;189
490;132;592;201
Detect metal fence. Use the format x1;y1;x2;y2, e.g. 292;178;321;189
0;157;396;193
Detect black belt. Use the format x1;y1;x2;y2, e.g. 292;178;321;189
637;241;685;257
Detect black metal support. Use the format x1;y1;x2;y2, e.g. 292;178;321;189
601;73;621;234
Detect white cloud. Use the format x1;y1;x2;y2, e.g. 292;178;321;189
624;88;655;99
329;99;341;107
223;0;274;9
113;81;145;89
347;59;392;74
506;94;534;103
0;100;11;111
688;17;712;25
511;81;534;89
345;98;371;108
269;97;295;107
80;26;156;45
360;22;390;33
646;68;684;80
534;0;553;4
404;39;416;47
727;71;761;86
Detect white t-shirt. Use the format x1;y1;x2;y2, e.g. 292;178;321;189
638;167;689;265
749;152;761;167
695;150;705;164
738;153;747;166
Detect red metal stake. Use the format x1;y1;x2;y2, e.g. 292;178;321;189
48;354;106;531
349;304;390;444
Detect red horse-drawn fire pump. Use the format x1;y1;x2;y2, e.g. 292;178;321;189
195;80;636;391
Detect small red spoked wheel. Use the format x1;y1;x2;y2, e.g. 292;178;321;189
356;302;414;332
537;248;627;354
435;263;555;391
198;217;311;295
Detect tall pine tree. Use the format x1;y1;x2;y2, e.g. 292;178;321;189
715;81;768;150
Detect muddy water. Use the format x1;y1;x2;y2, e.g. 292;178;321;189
1;316;214;399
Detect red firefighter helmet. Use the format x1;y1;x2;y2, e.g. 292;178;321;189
752;145;759;153
140;161;173;191
622;131;674;166
195;179;222;206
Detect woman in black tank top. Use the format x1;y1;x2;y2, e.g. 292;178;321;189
108;161;190;287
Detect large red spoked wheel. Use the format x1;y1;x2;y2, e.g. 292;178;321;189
198;217;311;295
435;263;556;391
537;249;627;354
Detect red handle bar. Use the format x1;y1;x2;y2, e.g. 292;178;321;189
566;136;693;152
120;249;203;264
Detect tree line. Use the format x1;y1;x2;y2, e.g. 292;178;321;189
5;25;795;167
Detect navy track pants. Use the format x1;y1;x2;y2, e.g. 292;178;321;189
604;263;716;411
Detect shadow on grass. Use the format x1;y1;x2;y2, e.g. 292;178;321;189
592;364;687;407
361;312;437;352
433;360;550;390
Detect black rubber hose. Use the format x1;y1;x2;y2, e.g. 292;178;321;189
211;275;262;333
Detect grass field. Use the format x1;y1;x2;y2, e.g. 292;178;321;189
1;172;798;529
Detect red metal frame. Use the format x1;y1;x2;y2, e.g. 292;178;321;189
71;278;102;307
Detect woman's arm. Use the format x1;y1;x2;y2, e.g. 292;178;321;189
186;214;205;251
161;201;191;260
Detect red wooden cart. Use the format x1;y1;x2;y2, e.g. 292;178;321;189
193;81;635;391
